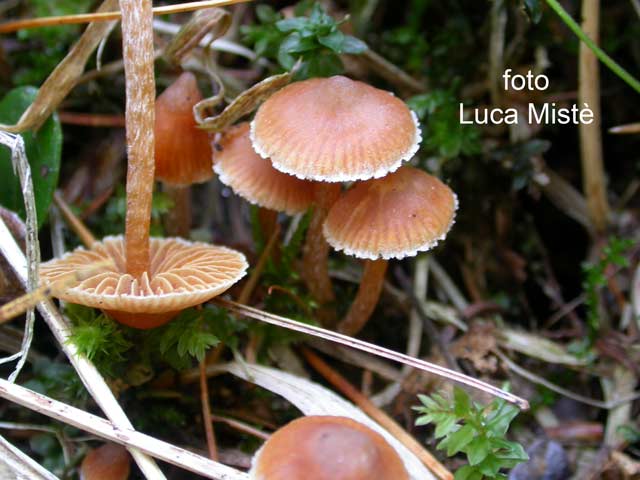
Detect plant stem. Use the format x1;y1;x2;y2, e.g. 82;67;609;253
301;184;340;324
199;359;219;461
121;0;155;277
545;0;640;94
338;259;388;336
578;0;609;232
0;0;252;34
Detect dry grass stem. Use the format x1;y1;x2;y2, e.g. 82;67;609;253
579;0;609;232
0;216;165;478
213;298;530;409
53;191;97;247
0;0;253;34
0;378;249;480
0;0;119;133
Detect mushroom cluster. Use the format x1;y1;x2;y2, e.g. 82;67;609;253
218;74;457;335
250;416;409;480
39;4;247;329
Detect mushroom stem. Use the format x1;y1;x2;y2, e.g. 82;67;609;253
163;185;192;238
338;259;388;336
120;0;156;277
301;184;340;321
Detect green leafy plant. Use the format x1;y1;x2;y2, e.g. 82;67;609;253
150;305;245;370
408;89;481;161
66;304;133;375
414;388;528;480
242;2;367;78
581;236;634;341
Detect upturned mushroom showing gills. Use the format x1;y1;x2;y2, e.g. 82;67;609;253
249;416;409;480
213;122;315;215
39;0;247;329
250;75;421;315
323;166;458;336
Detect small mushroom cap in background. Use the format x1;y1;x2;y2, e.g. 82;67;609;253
155;71;213;186
80;443;130;480
251;75;421;182
250;415;409;480
214;122;315;214
323;166;457;260
40;236;248;329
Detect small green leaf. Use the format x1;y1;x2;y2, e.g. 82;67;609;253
318;30;345;52
455;465;483;480
445;423;475;456
341;35;368;54
276;17;311;32
467;436;491;465
434;413;458;438
0;86;62;227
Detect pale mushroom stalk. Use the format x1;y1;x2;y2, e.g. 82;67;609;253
121;0;155;277
40;3;247;330
250;76;422;323
324;167;458;337
338;259;388;336
163;185;192;237
301;184;341;309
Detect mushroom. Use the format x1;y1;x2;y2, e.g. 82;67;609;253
40;0;247;329
80;443;130;480
155;71;213;237
249;416;408;480
213;122;316;215
323;166;458;336
250;76;421;315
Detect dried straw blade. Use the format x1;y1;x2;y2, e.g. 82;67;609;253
0;260;114;324
213;298;530;410
0;0;253;34
0;378;249;480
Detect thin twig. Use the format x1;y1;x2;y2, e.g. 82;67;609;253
213;298;529;409
0;378;249;480
301;347;454;480
0;434;58;480
57;112;126;127
494;349;640;409
200;359;219;461
53;191;97;247
609;122;640;134
0;0;119;133
0;0;253;34
211;415;271;441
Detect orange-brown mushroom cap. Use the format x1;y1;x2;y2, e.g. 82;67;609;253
250;416;409;480
80;443;130;480
40;236;247;329
323;166;457;260
155;71;213;186
250;76;421;182
214;123;315;214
